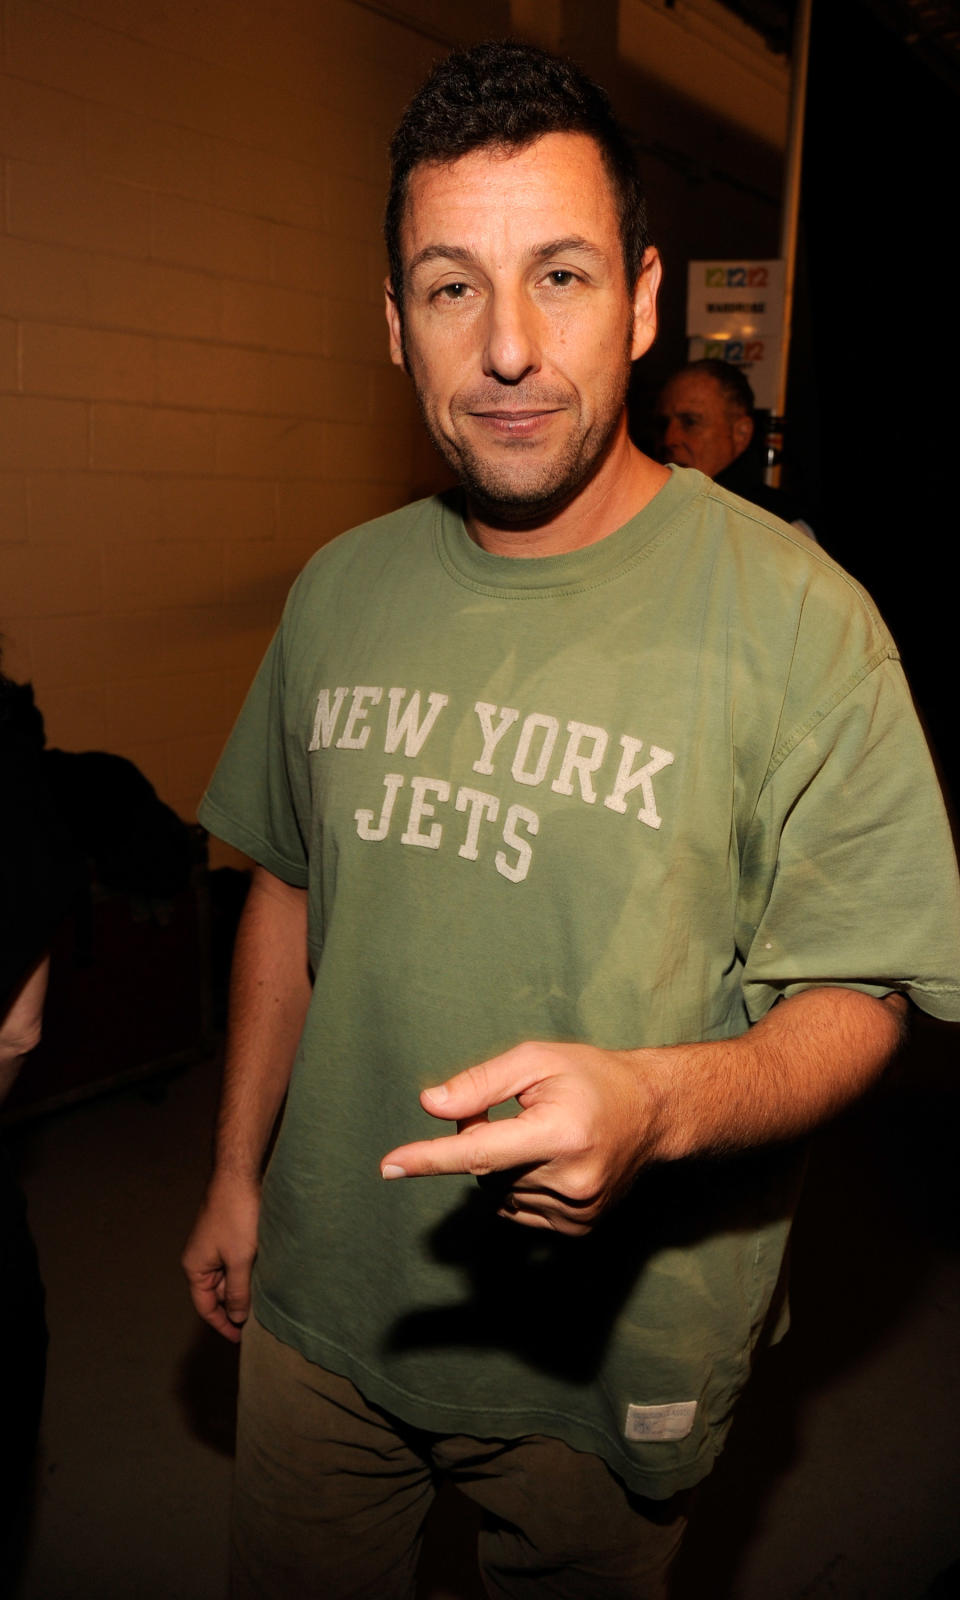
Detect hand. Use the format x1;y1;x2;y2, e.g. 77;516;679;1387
181;1173;261;1342
380;1041;664;1236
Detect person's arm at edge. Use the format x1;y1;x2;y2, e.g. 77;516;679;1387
0;954;51;1104
182;865;311;1340
381;987;908;1234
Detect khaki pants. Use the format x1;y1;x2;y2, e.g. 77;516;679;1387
231;1317;691;1600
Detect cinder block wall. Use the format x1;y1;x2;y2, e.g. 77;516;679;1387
0;0;474;841
2;0;784;853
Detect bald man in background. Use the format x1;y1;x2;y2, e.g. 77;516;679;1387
656;358;815;536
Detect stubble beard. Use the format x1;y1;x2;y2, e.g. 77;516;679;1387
409;335;636;527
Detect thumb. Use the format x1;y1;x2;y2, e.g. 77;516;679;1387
223;1263;251;1326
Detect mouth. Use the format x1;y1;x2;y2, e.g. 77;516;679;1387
467;408;563;439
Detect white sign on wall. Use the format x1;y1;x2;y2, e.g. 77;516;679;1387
686;260;785;411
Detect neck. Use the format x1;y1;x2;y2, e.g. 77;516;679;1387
465;423;670;558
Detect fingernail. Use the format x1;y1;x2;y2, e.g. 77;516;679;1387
381;1164;406;1179
424;1083;448;1104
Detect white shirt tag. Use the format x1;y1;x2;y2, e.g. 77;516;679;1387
624;1401;698;1442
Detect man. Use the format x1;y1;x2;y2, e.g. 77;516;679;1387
1;663;81;1573
183;40;960;1600
656;357;814;532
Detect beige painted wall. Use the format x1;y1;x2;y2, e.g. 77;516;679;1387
0;0;459;839
1;0;786;849
620;0;788;149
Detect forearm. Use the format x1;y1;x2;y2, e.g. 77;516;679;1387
382;986;908;1235
644;986;907;1163
0;955;50;1103
212;865;312;1182
183;865;310;1337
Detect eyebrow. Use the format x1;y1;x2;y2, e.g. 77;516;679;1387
532;236;609;265
407;235;610;277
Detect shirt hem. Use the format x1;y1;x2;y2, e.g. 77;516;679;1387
252;1296;719;1501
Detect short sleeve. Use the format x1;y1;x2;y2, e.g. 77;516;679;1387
198;623;309;888
737;656;960;1022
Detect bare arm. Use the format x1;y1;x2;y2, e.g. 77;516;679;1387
182;865;311;1339
381;987;907;1236
0;954;51;1104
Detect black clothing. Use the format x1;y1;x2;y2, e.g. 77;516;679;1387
715;457;812;530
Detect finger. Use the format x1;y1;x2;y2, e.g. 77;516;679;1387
456;1112;489;1134
204;1305;245;1343
187;1272;245;1344
420;1046;550;1122
221;1263;252;1330
496;1199;593;1237
382;1107;555;1179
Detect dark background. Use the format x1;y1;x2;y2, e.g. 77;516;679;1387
801;1;956;804
628;0;956;806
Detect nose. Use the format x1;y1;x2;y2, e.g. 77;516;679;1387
482;286;540;385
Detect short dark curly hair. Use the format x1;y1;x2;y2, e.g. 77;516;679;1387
385;40;649;318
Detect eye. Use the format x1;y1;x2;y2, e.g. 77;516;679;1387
543;269;579;287
434;281;473;301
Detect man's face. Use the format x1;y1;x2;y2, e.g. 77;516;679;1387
655;371;753;479
385;132;659;523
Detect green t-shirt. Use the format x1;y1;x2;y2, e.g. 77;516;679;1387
199;466;960;1496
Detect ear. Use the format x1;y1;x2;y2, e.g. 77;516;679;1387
630;246;662;362
385;280;405;370
732;411;754;457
